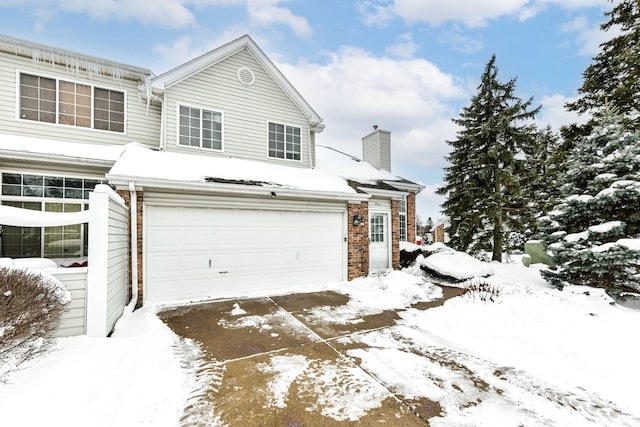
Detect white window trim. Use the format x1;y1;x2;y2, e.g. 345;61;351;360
15;70;128;134
399;196;407;242
266;120;303;162
176;102;224;152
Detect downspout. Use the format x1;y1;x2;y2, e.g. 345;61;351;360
128;181;139;308
159;90;166;151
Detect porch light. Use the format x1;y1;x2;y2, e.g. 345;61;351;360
352;214;365;227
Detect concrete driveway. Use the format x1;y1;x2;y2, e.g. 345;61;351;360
158;286;464;426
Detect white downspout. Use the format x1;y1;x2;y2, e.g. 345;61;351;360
129;181;139;308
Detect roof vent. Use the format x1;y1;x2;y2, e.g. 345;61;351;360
237;66;255;85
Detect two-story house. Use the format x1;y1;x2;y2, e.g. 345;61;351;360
0;34;422;322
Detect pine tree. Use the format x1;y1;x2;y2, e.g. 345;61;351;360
437;55;540;261
567;0;640;129
537;112;640;292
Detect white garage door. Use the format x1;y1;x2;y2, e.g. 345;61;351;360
145;205;345;302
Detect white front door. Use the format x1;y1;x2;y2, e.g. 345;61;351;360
369;212;390;270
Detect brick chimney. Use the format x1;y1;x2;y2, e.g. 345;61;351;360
362;125;391;172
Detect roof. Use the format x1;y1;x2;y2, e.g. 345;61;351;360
0;134;126;167
107;144;367;202
316;145;424;194
0;34;152;81
150;34;324;131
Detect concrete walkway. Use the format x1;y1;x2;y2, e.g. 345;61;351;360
159;286;464;426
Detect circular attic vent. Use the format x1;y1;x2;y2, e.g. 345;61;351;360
237;66;255;85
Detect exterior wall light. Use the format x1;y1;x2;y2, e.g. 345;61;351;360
352;214;365;227
270;191;276;198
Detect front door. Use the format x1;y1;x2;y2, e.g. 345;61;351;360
369;212;390;270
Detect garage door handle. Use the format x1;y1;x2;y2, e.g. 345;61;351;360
219;271;229;274
209;259;212;268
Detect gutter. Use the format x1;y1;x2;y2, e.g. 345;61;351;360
357;187;408;200
128;181;139;309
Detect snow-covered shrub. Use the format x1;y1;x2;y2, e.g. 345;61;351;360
537;116;640;292
0;267;71;382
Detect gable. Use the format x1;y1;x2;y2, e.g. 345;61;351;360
159;45;317;168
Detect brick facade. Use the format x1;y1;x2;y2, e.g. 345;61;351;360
117;188;144;307
390;199;400;270
347;202;369;280
406;192;416;244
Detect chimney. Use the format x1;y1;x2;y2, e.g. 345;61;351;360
362;126;391;172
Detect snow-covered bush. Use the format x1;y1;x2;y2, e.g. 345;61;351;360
537;116;640;292
0;267;71;382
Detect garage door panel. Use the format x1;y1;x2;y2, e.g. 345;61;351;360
146;205;345;302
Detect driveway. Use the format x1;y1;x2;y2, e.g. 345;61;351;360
158;285;634;426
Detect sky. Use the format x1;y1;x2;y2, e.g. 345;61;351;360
0;0;616;222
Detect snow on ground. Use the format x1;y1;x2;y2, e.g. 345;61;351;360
1;254;639;426
0;305;193;427
421;249;495;280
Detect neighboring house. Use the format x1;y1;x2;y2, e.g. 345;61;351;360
0;34;423;325
432;220;450;244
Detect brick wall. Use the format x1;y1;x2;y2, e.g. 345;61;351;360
347;202;369;279
406;192;416;243
117;189;144;307
391;199;400;270
433;223;445;243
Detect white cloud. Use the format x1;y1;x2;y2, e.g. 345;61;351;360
560;14;618;56
246;2;312;38
537;93;590;131
385;32;419;59
416;184;446;225
358;0;609;28
277;46;466;175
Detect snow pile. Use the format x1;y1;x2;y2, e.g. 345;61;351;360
399;241;422;252
0;306;193;427
421;250;494;280
400;262;640;418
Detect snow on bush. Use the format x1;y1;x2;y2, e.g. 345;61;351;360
0;266;71;382
421;250;494;281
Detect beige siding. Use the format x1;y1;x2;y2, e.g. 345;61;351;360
105;195;129;333
163;48;313;168
144;190;347;213
0;51;161;148
51;268;87;337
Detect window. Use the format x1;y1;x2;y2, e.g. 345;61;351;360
269;122;300;160
399;197;407;242
370;214;385;243
178;105;222;150
0;172;104;258
19;73;125;133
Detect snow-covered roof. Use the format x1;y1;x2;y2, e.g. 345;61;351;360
0;34;151;81
0;133;126;166
316;145;423;194
107;144;367;202
150;34;324;131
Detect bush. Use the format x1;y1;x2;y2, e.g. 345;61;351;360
0;267;70;382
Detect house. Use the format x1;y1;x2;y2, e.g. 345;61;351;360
0;34;423;335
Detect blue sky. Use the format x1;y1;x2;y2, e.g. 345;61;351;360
0;0;614;222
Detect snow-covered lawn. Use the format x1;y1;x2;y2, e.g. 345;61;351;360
1;255;639;426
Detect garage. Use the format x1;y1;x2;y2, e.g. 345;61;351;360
144;204;346;302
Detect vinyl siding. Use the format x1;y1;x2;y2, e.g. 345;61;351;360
0;50;161;149
105;192;129;333
51;268;87;337
163;48;313;168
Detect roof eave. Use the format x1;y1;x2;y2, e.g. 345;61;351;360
107;174;369;203
0;150;116;169
382;180;425;193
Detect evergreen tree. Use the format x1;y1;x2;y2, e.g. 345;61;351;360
437;55;540;261
537;113;640;292
567;0;640;129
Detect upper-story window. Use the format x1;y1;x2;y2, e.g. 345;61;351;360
19;73;125;132
399;197;407;242
178;105;223;150
268;122;300;161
